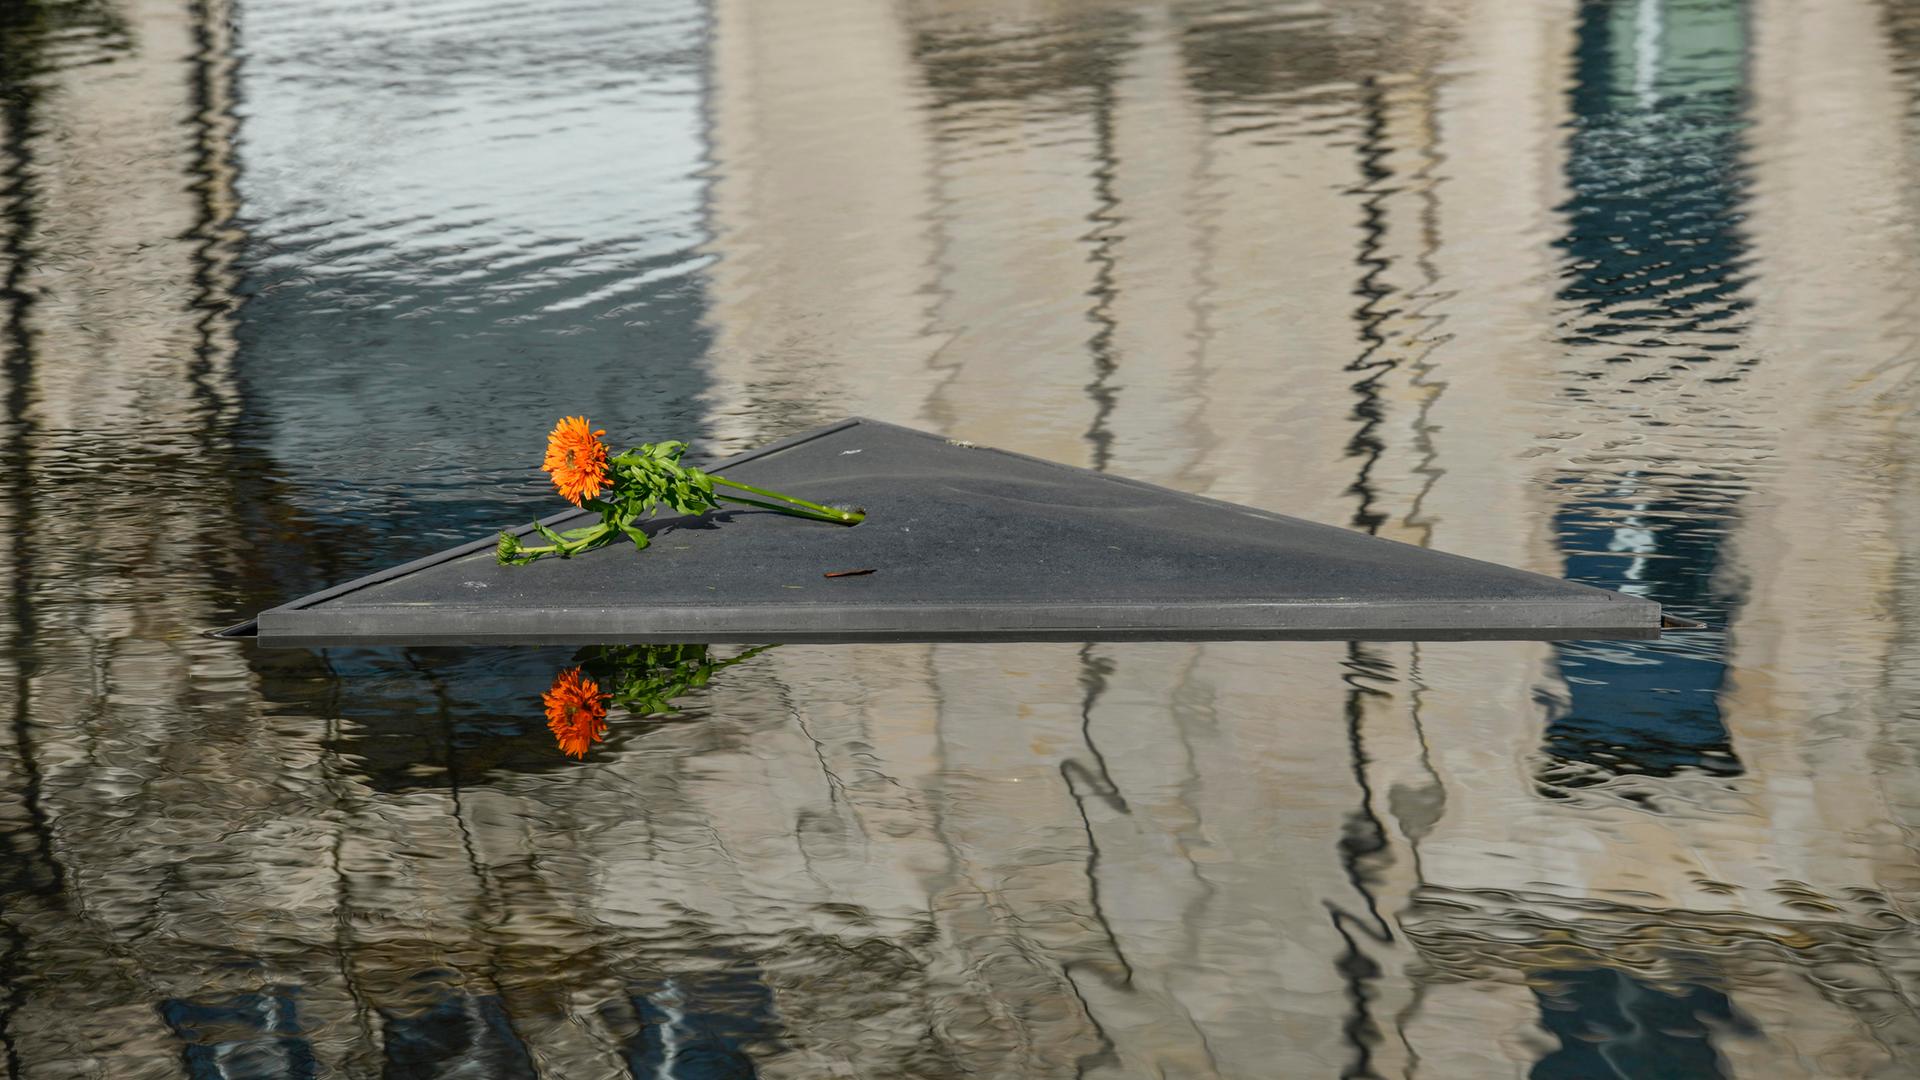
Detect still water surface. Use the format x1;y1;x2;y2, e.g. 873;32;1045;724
5;0;1920;1075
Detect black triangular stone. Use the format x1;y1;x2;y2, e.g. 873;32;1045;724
247;418;1660;646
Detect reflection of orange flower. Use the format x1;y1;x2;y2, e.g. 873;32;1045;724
542;416;610;506
543;667;609;759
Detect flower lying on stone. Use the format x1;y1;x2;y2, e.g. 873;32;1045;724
498;416;863;565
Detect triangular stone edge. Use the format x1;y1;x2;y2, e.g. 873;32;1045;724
231;417;1667;643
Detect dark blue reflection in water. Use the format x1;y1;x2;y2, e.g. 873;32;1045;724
1548;501;1741;784
1546;0;1750;791
160;989;316;1080
1556;0;1752;346
626;969;776;1079
1530;968;1754;1079
369;971;781;1080
380;993;535;1079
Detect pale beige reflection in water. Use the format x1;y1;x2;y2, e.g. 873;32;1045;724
3;0;1920;1075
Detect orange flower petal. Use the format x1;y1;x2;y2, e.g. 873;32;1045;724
543;666;609;758
542;416;611;507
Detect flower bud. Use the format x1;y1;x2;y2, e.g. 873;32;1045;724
496;531;524;564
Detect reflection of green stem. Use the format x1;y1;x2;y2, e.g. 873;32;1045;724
722;643;777;667
712;476;863;524
593;643;779;716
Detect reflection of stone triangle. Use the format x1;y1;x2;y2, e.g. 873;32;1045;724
242;418;1661;646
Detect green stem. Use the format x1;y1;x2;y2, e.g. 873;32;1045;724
715;492;852;525
523;520;611;558
711;476;862;524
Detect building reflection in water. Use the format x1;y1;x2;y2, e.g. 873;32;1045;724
1541;0;1752;798
3;0;1920;1075
160;988;316;1080
1528;969;1752;1080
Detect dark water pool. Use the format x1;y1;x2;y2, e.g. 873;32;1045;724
4;0;1920;1075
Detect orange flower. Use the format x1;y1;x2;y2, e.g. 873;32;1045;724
542;416;610;506
543;666;609;759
